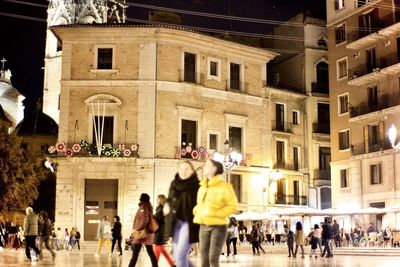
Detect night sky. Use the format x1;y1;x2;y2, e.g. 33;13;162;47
0;0;325;114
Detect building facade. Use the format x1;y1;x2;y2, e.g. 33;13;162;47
268;13;332;210
327;0;400;229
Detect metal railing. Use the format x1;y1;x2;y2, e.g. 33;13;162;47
351;139;392;156
350;93;400;118
274;194;307;206
273;162;299;171
312;122;330;134
313;169;331;180
271;120;293;133
311;82;329;96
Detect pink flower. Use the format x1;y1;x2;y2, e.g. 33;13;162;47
64;149;73;157
130;144;139;152
71;144;81;153
181;149;187;156
123;148;131;157
56;142;66;152
191;150;199;160
118;144;125;151
47;146;56;154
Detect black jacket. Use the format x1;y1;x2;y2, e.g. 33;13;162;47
322;223;333;239
165;173;200;244
154;204;166;245
112;222;122;239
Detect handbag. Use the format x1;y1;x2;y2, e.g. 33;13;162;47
133;229;149;240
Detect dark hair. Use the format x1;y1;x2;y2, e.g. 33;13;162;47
209;159;224;175
296;222;303;231
314;224;319;229
39;210;48;220
114;216;120;222
140;193;150;203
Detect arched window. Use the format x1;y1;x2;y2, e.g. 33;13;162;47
316;61;329;94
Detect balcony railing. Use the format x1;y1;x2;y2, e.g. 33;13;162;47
275;194;307;206
312;122;330;134
351;139;392;156
349;93;400;118
272;120;293;133
226;79;247;92
311;82;329;96
313;169;331;181
273;162;299;171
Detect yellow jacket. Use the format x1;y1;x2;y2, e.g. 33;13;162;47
193;175;238;225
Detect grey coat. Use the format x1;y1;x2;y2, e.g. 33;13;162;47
23;213;39;237
97;220;112;239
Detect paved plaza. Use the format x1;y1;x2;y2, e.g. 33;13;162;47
1;246;400;267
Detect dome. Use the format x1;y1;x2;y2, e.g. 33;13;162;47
15;110;58;137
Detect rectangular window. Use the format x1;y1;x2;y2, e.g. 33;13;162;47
210;61;218;76
340;169;349;188
366;48;377;73
97;48;113;69
370;163;382;185
319;147;331;171
92;116;114;145
184;52;196;83
230;63;241;90
181;119;197;148
230;174;242;203
368;124;379;147
292;111;299;125
334;0;345;10
229;126;242;153
293;147;299;171
339;129;350;150
335;24;346;44
276;140;285;168
209;133;218;151
275;103;285;131
337;58;348;80
338;93;349;115
367;86;378;107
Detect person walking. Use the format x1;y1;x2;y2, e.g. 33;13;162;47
287;230;294;257
129;193;158;267
111;216;122;256
69;227;76;250
226;217;238;259
55;227;63;251
7;222;18;250
38;211;56;260
255;223;266;254
165;160;200;267
23;207;41;262
73;227;81;250
294;222;305;258
63;228;69;250
95;216;113;256
333;220;341;247
250;225;260;256
154;194;176;267
193;159;238;267
321;219;333;258
309;224;320;258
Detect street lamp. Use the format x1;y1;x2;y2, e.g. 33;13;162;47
212;140;243;182
388;124;400;149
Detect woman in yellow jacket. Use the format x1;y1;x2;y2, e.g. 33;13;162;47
193;159;238;267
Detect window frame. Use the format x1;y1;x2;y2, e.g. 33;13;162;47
340;168;349;188
207;57;221;81
335;22;347;45
293;146;300;171
207;130;221;152
177;105;203;149
292;110;300;125
338;129;350;151
370;163;382;185
334;0;345;11
227;60;244;92
338;92;349;116
225;113;247;155
336;57;348;80
230;173;243;203
94;45;116;70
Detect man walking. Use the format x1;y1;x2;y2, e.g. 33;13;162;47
333;220;341;247
38;211;56;260
23;207;41;261
321;218;333;258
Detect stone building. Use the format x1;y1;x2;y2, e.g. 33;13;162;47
327;0;400;230
267;13;331;210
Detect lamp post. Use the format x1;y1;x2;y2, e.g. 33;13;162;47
388;124;400;149
212;140;243;182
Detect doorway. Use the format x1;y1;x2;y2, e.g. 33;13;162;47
84;179;118;240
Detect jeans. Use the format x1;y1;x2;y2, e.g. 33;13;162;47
200;225;228;267
322;238;333;256
129;244;158;267
173;220;194;267
251;241;259;254
226;237;237;256
73;239;80;250
25;236;40;260
287;244;294;256
111;237;122;254
39;236;56;258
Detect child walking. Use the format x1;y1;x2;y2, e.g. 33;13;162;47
287;230;294;257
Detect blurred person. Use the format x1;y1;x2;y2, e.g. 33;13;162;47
321;218;333;258
38;211;56;260
95;216;113;256
8;222;18;250
294;221;305;258
63;228;69;250
226;217;238;259
250;225;260;256
23;207;41;261
129;193;158;267
309;224;320;258
73;227;81;250
333;220;341;247
111;216;122;256
55;227;63;251
69;227;76;250
287;230;294;257
165;161;200;267
193;159;238;267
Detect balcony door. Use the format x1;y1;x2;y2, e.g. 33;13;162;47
293;181;300;205
319;147;331;172
360;9;378;36
316;62;329;93
184;52;196;83
367;86;379;109
275;103;285;131
366;48;377;73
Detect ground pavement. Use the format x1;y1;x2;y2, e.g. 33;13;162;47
1;245;400;267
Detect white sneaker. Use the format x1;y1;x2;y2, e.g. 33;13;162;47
94;253;100;257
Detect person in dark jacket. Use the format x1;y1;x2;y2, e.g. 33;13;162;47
287;230;294;257
23;207;41;261
250;225;260;255
333;220;341;247
111;216;122;256
154;194;176;267
321;219;333;258
165;161;200;267
38;210;56;260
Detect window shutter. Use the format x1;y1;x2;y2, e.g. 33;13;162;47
379;121;385;148
364;125;369;153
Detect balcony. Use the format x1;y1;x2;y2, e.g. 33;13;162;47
351;139;392;156
349;93;400;120
313;169;331;187
273;162;300;172
272;121;293;134
348;53;400;86
312;122;330;134
179;69;204;85
275;194;307;206
311;82;329;97
226;79;247;92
